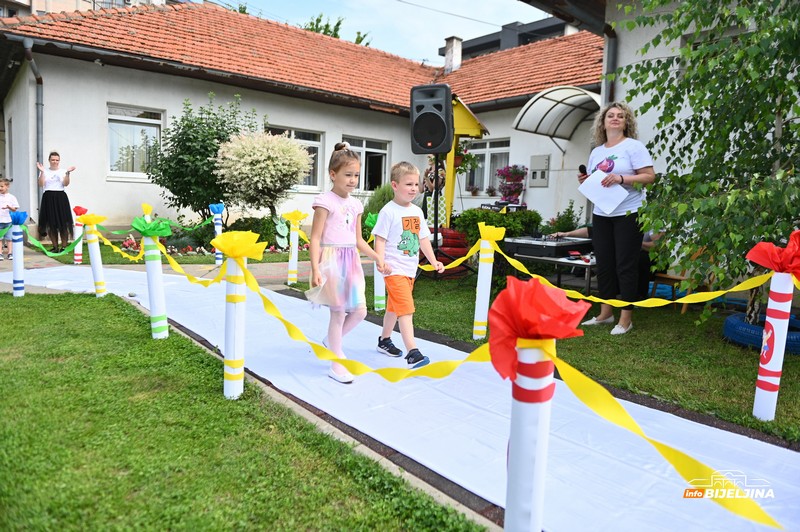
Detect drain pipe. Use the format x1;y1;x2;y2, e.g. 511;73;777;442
602;24;618;104
23;37;43;218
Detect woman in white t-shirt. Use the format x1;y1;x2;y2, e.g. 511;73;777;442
36;151;76;253
578;102;655;335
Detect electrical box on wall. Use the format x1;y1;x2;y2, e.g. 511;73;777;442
528;155;549;188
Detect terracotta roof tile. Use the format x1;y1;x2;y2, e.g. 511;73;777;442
441;31;604;105
0;3;603;112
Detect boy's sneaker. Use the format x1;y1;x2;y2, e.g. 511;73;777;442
0;254;4;261
405;348;430;369
7;254;11;260
377;336;403;357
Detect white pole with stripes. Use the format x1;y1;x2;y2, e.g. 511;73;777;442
373;262;386;312
85;225;106;297
11;222;24;297
73;220;84;264
142;210;169;340
505;344;555;532
752;271;793;421
472;238;495;339
287;223;299;285
213;211;223;266
223;257;247;399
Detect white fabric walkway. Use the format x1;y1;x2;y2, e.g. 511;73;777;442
6;266;800;531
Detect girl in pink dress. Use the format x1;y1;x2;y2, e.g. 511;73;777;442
307;143;388;383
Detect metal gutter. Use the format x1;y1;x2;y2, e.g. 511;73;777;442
22;36;42;217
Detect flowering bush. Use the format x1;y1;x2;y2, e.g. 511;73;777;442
120;234;140;252
215;131;312;217
497;164;527;182
454;140;480;175
497;164;528;203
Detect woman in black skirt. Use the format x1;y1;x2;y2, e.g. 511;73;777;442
37;151;76;252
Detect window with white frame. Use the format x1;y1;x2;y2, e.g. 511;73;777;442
107;105;162;180
267;127;322;187
463;139;510;192
341;136;388;192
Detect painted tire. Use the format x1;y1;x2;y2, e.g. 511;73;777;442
723;312;800;355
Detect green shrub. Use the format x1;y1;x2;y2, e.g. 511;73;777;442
451;208;542;246
451;208;543;294
228;216;276;246
165;218;218;249
362;183;395;240
541;200;584;234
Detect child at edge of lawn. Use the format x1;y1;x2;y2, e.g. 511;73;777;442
306;142;389;384
0;177;20;260
372;161;445;369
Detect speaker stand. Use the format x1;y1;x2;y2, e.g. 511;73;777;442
421;153;476;280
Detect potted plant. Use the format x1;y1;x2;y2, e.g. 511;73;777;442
453;140;480;175
485;185;497;197
465;184;480;196
497;164;528;204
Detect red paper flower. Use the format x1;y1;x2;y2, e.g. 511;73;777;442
73;205;88;216
488;276;591;380
746;230;800;277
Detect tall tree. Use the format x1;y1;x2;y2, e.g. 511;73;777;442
618;0;799;323
302;13;371;46
146;94;258;222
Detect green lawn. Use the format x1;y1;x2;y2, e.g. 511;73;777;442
0;293;483;531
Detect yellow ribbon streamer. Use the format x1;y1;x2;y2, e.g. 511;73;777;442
221;254;491;380
419;224;774;308
488;240;774;308
158;241;228;288
516;340;782;529
88;228;147;262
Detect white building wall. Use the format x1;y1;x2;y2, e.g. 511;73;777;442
461;107;593;223
16;54;427;228
2;68;35;221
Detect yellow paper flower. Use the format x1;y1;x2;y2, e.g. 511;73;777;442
478;222;506;242
76;214;107;226
211;231;267;260
282;210;308;226
141;203;154;217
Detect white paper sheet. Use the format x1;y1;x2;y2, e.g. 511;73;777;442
578;169;629;215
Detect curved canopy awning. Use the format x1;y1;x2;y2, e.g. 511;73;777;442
512;86;601;140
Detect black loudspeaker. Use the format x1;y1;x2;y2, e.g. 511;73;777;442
410;84;453;154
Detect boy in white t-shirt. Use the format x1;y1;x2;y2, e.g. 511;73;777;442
0;177;19;260
372;162;444;368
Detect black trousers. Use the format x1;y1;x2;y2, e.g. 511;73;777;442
591;213;643;309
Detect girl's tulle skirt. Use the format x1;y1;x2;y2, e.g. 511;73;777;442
305;245;366;312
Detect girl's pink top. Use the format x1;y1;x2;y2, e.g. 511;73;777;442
312;191;363;246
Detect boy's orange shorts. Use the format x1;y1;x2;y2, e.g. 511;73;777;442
384;275;415;316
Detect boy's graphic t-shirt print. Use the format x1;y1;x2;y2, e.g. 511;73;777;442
397;216;421;256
